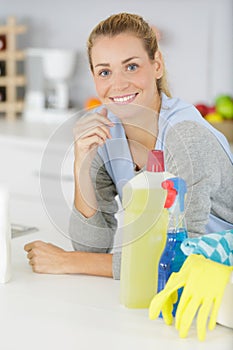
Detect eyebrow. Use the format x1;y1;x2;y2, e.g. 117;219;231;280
94;56;140;68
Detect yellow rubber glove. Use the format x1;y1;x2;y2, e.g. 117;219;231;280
149;254;233;341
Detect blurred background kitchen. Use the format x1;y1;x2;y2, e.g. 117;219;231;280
0;1;232;332
0;0;232;130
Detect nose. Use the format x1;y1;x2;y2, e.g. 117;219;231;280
112;70;129;91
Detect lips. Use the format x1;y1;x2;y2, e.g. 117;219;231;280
110;93;138;104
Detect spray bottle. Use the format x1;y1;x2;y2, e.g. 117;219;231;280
120;150;173;308
157;177;188;315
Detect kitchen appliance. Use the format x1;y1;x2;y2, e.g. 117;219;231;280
23;48;77;123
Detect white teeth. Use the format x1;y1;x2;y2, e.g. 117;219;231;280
112;94;135;103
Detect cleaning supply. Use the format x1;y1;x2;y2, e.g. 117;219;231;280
180;229;233;329
149;254;233;341
0;186;11;283
157;177;188;315
120;150;173;308
181;229;233;266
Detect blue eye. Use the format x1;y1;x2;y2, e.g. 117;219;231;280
99;70;110;77
127;63;138;71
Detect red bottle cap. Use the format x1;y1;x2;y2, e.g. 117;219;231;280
146;150;165;172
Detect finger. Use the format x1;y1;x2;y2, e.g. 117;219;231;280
76;124;113;143
175;289;190;330
82;134;108;149
98;107;108;118
164;271;186;291
208;297;222;331
27;251;34;259
97;107;115;129
74;120;113;142
78;109;114;129
24;240;42;252
75;137;104;157
162;311;173;325
162;297;174;325
177;297;200;339
92;125;112;140
171;290;178;305
149;292;168;320
24;242;33;252
197;299;213;341
149;288;177;322
160;291;178;325
150;273;185;322
29;258;34;266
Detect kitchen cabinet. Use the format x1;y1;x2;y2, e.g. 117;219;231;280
0;120;74;234
0;16;26;120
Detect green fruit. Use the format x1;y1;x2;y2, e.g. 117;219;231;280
216;98;233;119
215;95;232;105
215;95;233;119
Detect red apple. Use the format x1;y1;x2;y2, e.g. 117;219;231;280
207;106;216;114
195;104;209;117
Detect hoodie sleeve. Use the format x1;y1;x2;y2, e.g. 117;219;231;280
164;120;223;236
68;152;122;279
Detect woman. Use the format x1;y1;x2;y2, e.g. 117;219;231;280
25;13;233;279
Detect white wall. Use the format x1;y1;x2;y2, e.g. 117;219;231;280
1;0;233;107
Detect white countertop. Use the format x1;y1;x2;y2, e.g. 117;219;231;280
0;119;232;349
0;198;232;350
0;118;56;140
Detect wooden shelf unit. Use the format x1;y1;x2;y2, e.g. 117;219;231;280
0;16;27;120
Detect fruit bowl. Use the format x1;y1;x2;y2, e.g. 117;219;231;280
195;95;233;144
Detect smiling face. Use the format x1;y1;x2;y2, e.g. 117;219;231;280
91;33;163;116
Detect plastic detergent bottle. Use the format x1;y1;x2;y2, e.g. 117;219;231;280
120;150;173;308
157;177;188;315
0;186;11;283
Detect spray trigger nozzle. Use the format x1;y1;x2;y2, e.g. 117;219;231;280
162;177;187;211
162;179;177;208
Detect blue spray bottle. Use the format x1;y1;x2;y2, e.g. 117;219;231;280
157;177;188;316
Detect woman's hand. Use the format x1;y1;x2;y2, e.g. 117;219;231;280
73;107;114;168
24;240;113;277
24;240;69;274
72;107;115;217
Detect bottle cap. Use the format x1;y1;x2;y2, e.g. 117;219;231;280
146;150;164;172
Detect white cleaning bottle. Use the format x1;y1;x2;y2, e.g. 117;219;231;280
0;186;11;283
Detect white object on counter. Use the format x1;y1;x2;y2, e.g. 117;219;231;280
217;271;233;329
0;186;11;283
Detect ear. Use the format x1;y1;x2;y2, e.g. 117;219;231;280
154;50;163;79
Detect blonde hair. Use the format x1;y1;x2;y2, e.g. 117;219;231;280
87;13;171;97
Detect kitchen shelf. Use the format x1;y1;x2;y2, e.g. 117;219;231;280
0;16;27;120
0;101;24;113
0;75;26;85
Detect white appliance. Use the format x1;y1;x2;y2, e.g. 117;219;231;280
23;48;77;124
